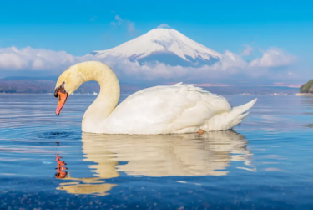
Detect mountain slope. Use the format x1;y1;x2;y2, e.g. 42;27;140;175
300;80;313;93
88;28;222;67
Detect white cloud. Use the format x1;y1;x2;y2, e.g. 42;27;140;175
0;47;81;70
112;14;136;35
157;24;171;29
250;48;296;67
114;15;124;25
242;44;253;56
128;22;136;35
0;46;297;82
208;50;249;71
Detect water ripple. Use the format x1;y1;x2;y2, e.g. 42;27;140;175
1;95;313;209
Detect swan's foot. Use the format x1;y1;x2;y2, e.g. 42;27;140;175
197;129;205;135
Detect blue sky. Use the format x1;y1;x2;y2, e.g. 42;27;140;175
0;0;312;85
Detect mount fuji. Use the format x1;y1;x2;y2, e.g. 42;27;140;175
87;27;222;67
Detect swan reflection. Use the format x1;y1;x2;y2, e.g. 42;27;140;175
56;130;253;195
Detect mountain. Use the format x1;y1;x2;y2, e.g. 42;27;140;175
300;80;313;93
87;28;222;67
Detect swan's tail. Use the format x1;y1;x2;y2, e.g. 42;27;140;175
202;98;257;131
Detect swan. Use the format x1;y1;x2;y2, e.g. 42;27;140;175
54;61;256;134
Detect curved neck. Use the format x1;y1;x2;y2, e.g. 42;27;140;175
78;64;120;126
56;61;120;132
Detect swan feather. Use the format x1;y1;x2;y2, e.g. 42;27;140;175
101;84;251;135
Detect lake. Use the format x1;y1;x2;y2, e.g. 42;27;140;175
1;94;313;209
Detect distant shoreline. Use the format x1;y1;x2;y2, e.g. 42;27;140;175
296;93;313;96
0;93;131;95
0;93;303;96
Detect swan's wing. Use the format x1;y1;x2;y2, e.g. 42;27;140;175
106;84;231;134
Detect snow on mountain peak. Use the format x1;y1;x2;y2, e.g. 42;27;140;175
89;28;222;66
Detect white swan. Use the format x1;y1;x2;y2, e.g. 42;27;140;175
54;61;256;134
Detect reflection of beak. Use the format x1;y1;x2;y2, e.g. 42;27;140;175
56;91;68;115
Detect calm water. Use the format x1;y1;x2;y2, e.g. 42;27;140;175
0;94;313;209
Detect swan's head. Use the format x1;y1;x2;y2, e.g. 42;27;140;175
54;81;68;115
54;64;85;115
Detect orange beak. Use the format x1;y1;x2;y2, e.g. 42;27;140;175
56;91;68;115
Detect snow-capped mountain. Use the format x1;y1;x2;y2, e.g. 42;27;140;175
88;28;222;67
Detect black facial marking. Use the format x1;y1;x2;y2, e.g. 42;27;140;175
54;82;67;98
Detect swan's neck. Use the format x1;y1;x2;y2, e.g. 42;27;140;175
74;63;120;131
55;61;120;132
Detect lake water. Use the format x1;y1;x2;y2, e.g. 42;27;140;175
1;94;313;209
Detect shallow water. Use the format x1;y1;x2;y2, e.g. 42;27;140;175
0;94;313;209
